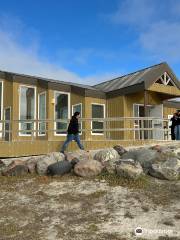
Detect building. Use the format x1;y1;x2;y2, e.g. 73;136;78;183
0;62;180;157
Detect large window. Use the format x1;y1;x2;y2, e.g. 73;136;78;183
72;103;82;134
0;81;3;138
91;104;105;135
54;92;70;135
19;86;36;136
38;92;46;135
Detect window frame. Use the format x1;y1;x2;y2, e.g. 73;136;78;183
18;84;36;137
38;91;46;136
54;91;70;136
72;103;82;135
91;103;105;136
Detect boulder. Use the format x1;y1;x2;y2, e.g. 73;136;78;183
47;152;65;162
2;164;29;176
0;160;6;175
149;158;180;181
173;148;180;159
113;145;127;156
121;148;176;173
36;155;59;175
47;160;74;176
65;150;90;162
94;148;119;163
116;159;144;180
74;159;104;177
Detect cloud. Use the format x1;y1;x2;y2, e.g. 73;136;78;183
0;26;83;83
0;14;121;86
109;0;157;28
139;21;180;62
107;0;180;63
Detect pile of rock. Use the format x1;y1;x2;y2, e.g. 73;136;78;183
0;144;180;181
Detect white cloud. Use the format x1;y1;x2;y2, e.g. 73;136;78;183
0;27;83;83
139;21;180;61
107;0;180;63
0;15;121;86
109;0;156;28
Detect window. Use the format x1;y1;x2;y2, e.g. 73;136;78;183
54;92;70;135
19;86;36;136
0;81;3;138
38;92;46;135
72;103;82;134
91;104;105;135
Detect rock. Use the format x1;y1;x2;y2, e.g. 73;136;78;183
47;152;65;162
36;155;60;175
121;148;176;173
113;145;127;156
116;159;143;180
2;164;29;176
103;159;120;174
149;158;180;181
150;145;164;152
0;160;6;175
173;148;180;159
94;148;119;163
47;160;73;176
65;150;90;162
74;159;104;177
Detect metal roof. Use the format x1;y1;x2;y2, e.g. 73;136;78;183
93;62;180;92
0;69;98;91
0;62;179;95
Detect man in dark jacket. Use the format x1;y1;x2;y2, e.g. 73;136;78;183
174;110;180;140
60;111;84;153
170;112;177;140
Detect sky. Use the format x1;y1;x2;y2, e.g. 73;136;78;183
0;0;180;86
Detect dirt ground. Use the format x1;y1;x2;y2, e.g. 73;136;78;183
0;173;180;240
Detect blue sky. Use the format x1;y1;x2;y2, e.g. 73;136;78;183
0;0;180;85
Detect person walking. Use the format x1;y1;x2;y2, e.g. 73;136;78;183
60;111;84;153
174;110;180;140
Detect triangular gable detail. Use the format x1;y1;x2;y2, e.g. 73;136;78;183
155;72;176;87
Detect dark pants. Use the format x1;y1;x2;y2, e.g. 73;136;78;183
61;134;84;152
171;126;176;140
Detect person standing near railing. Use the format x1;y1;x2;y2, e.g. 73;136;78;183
60;111;84;153
170;112;177;140
174;110;180;140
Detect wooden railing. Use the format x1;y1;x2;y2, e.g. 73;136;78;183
0;117;172;142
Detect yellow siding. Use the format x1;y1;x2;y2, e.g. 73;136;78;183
148;83;180;96
107;96;124;139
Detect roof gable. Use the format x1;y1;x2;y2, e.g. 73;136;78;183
93;62;180;93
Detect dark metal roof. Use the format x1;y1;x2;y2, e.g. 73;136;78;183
0;69;98;91
0;62;180;95
93;62;180;92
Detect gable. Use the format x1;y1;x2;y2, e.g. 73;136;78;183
155;72;176;87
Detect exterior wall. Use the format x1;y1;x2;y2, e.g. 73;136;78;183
107;96;124;139
0;139;173;158
148;83;180;96
123;91;164;139
163;106;177;118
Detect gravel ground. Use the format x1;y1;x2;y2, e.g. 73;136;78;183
0;174;180;240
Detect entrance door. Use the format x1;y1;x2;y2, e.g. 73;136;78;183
133;104;163;140
4;107;11;141
149;104;163;140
